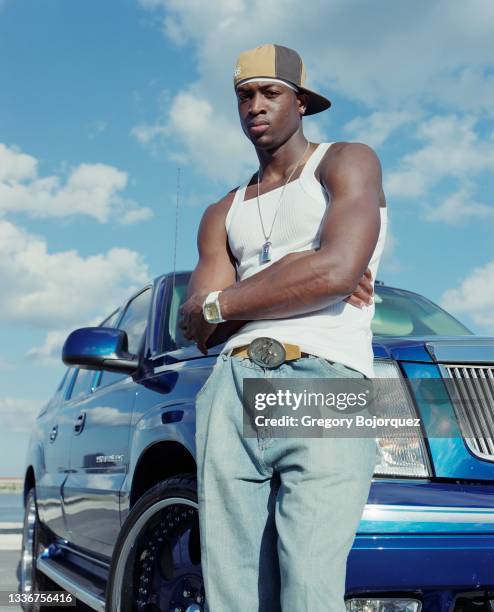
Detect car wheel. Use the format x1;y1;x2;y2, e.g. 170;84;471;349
106;474;205;612
19;488;60;612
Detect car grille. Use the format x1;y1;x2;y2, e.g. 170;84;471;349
453;593;494;611
444;364;494;459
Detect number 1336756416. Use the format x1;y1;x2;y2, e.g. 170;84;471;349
1;591;75;606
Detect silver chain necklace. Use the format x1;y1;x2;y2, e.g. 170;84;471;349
256;141;311;264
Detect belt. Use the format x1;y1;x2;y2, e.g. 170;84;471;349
230;340;311;363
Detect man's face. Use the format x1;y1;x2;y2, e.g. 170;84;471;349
236;81;305;148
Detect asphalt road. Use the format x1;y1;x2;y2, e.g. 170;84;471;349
0;535;92;611
0;548;22;611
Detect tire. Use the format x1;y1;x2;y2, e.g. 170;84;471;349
106;474;205;612
19;488;61;612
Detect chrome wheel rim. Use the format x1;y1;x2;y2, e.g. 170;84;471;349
20;494;36;593
113;497;204;612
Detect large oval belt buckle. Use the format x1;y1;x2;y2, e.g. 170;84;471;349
247;337;286;369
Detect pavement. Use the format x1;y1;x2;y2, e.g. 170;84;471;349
0;525;21;551
0;523;93;611
0;528;22;611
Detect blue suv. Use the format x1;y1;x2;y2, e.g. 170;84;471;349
19;271;494;612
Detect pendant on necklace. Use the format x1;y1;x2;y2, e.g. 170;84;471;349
260;241;272;264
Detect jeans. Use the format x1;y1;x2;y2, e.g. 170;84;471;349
194;351;379;612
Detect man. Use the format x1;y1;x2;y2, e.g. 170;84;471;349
179;43;387;611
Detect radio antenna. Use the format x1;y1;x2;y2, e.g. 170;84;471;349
171;167;181;297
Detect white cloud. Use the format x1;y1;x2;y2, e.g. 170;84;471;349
0;219;150;329
0;398;44;434
441;260;494;332
132;90;257;183
423;183;494;226
135;1;494;187
26;329;79;366
139;0;494;113
425;65;494;116
133;90;327;185
0;143;38;183
131;123;168;145
26;311;107;366
385;115;494;199
0;143;153;224
343;111;417;149
163;14;187;46
167;91;255;183
120;206;154;225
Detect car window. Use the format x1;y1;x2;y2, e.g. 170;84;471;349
100;308;120;328
68;368;97;401
372;287;473;337
56;369;70;393
63;368;78;401
165;277;195;351
43;368;73;412
118;288;152;355
98;288;152;388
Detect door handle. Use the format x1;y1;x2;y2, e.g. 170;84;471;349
49;425;58;442
74;412;86;435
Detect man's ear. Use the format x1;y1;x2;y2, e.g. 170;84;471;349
296;92;310;116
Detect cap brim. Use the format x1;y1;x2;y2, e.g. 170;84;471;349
298;86;331;116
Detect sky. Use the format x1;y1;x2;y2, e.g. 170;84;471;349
1;0;494;476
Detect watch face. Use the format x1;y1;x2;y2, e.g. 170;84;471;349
204;302;219;321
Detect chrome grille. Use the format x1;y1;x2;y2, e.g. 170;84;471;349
444;364;494;459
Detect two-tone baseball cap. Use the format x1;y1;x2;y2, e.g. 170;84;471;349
233;44;331;116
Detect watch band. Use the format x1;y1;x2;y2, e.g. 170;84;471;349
202;290;226;324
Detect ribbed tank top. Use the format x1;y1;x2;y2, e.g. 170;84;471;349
221;142;388;378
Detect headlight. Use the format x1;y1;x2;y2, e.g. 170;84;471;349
346;598;421;611
372;360;431;478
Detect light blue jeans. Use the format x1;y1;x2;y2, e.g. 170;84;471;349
194;351;378;612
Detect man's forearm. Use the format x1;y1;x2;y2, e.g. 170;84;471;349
219;250;351;320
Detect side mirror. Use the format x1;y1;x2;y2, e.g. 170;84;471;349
62;327;139;374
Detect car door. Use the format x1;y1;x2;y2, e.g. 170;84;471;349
62;288;152;557
35;367;77;539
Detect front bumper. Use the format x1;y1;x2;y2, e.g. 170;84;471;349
347;533;494;611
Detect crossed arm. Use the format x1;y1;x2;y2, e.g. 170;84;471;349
179;142;383;353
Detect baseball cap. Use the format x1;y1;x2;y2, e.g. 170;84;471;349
233;44;331;116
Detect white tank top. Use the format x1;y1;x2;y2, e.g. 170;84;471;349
221;142;388;379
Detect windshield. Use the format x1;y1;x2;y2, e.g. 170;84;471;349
372;286;473;337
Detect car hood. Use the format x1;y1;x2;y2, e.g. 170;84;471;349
372;335;494;363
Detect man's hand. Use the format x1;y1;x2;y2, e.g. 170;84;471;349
344;268;374;309
178;293;217;355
